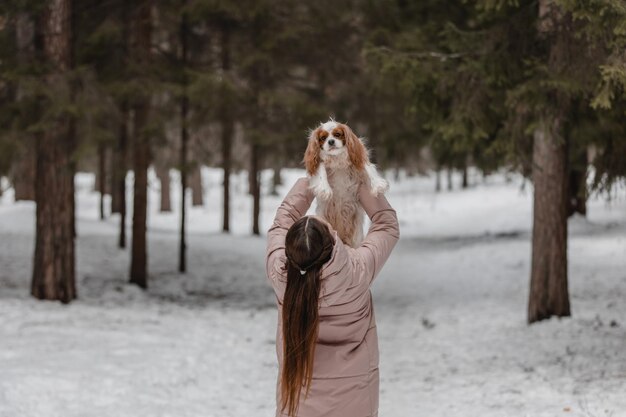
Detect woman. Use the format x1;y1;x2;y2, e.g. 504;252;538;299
266;177;400;417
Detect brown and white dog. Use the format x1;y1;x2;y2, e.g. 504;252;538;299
303;120;389;247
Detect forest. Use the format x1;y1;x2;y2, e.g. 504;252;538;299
0;1;625;416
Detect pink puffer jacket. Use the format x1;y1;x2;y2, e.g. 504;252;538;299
266;177;400;417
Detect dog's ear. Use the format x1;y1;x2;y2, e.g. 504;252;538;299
303;128;321;175
342;124;368;170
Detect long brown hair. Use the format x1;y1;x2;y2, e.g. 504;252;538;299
281;216;334;416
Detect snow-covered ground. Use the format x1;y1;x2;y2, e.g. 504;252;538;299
0;168;625;417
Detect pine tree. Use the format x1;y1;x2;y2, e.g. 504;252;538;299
361;0;626;323
527;1;573;323
31;0;77;302
177;0;190;271
129;0;153;288
526;0;626;322
587;1;626;190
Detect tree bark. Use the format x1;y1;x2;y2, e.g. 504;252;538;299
94;160;110;194
12;14;36;202
528;0;572;324
12;152;36;201
179;4;189;273
69;108;77;240
98;143;106;219
115;0;130;247
251;143;261;235
130;103;149;288
110;147;121;214
220;24;232;233
129;0;152;289
117;103;129;248
31;0;76;303
567;168;587;217
567;147;587;217
156;165;171;212
271;165;281;196
248;163;255;196
179;147;188;272
461;158;469;189
179;158;187;273
528;124;570;323
190;165;203;206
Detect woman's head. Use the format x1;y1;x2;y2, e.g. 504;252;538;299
280;216;334;416
285;216;334;275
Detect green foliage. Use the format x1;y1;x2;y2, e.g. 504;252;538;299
1;0;625;184
361;0;626;184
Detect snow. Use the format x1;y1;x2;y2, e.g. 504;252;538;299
0;168;625;417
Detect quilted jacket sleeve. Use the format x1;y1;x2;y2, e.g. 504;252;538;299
355;186;400;285
266;177;315;288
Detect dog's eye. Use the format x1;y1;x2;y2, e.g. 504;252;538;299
333;131;343;138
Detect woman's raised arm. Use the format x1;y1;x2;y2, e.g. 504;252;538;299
356;185;400;284
266;178;315;279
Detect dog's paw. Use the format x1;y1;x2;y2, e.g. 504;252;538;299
370;178;389;196
317;187;333;201
312;182;333;200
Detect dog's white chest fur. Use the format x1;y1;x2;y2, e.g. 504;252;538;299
311;153;367;247
324;153;363;197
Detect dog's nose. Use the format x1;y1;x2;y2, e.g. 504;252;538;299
328;139;335;146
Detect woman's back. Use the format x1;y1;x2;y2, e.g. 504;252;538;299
266;177;399;417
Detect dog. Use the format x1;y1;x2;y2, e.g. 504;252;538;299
303;120;389;248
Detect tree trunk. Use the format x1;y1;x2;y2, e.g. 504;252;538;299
110;147;121;214
190;165;203;206
567;147;587;217
69;109;77;240
12;152;36;201
435;167;441;192
115;1;130;247
130;104;149;288
567;168;587;217
94;161;110;194
179;5;189;273
447;167;453;191
13;14;36;202
528;124;570;323
117;103;129;248
98;143;106;219
129;0;152;289
528;0;572;324
178;89;189;272
68;4;77;241
31;0;76;303
461;159;469;189
220;24;232;233
251;143;261;235
179;151;187;273
248;164;255;196
271;165;281;196
156;165;171;212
